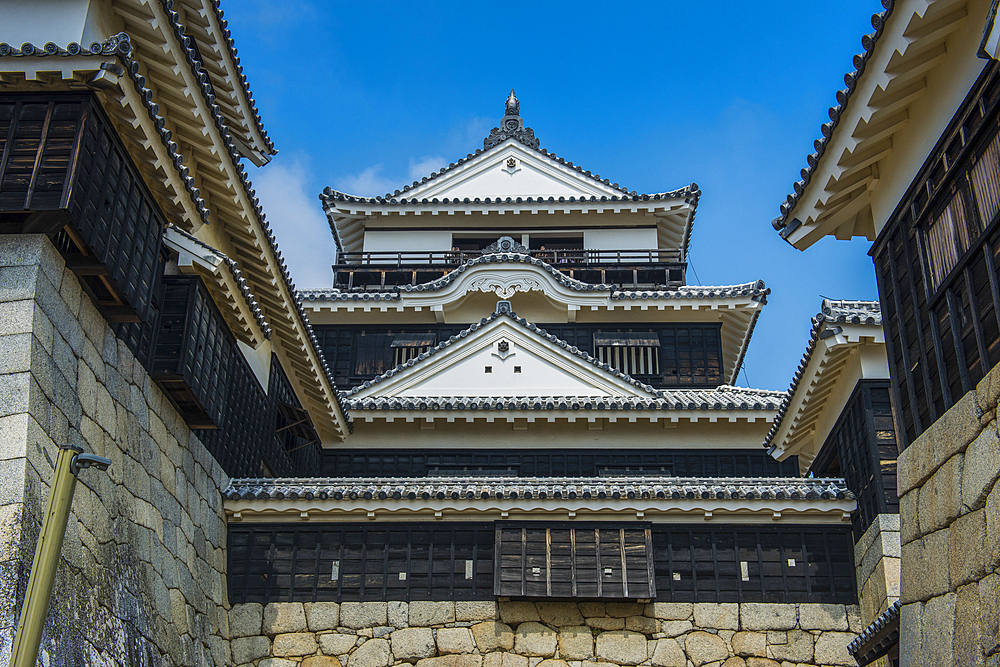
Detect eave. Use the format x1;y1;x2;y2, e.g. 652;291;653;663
774;0;976;249
223;476;856;525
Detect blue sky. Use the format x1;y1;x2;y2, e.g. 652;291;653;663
225;0;883;392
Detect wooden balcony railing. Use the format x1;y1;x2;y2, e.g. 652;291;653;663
333;248;686;290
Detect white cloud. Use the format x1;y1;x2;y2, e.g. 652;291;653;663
335;164;398;198
250;155;335;289
408;155;447;181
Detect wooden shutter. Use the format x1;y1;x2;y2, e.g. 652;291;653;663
494;522;655;600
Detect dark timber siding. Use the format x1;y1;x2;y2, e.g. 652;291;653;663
322;449;799;478
228;523;856;605
871;60;1000;449
810;381;899;540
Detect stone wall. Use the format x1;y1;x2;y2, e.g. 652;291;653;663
853;514;899;627
0;235;231;666
229;600;861;667
897;362;1000;666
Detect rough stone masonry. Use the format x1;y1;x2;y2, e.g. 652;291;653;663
229;600;862;667
0;235;231;667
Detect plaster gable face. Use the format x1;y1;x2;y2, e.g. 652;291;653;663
406;142;620;200
354;319;654;399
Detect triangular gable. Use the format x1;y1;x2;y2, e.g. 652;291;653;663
400;140;624;201
347;309;660;400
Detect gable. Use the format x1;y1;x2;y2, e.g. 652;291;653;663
350;316;657;399
402;140;621;201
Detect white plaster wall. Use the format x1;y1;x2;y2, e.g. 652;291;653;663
0;0;103;46
238;338;272;392
584;228;658;251
363;230;452;254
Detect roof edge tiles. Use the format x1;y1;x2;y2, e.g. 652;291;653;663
762;299;883;450
848;600;900;665
771;0;894;235
342;387;787;413
165;225;271;338
0;34;350;435
223;475;853;502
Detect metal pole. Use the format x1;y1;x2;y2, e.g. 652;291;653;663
9;444;110;667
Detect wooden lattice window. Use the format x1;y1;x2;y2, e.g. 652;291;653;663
594;332;660;377
494;523;655;600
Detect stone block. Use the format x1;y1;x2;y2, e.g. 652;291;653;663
978;362;1000;413
389;601;408;628
624;615;655;635
501;602;541;625
348;638;391;667
605;603;644;618
963;425;1000;511
409;601;455;626
272;632;318;657
918;453;964;534
594;630;647;665
514;622;557;657
535;660;568;667
923;593;956;667
557;627;594;660
341;602;388;629
731;631;765;657
955;583;987;667
899;390;981;496
437;627;475;654
303;657;343;667
767;629;813;663
981;573;1000;657
584;617;624;631
231;636;271;664
415;657;482;667
306;602;340;631
651;603;691;621
744;659;778;667
811;632;855;666
496;653;529;667
899;602;922;667
720;659;746;667
472;621;515;652
260;659;298;667
693;603;738;630
950;508;987;587
988;476;1000;572
536;602;584;627
648;638;685;667
900;528;950;603
682;631;727;666
320;632;359;656
457;600;497;622
578;602;605;617
796;604;848;631
391;628;437;660
659;621;691;638
738;604;795;631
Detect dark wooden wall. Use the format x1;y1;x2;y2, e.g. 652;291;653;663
872;61;1000;449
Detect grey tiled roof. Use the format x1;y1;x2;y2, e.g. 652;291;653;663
848;600;900;663
167;226;271;338
762;299;882;449
772;1;894;234
344;388;785;412
0;35;348;425
612;280;769;302
224;476;853;502
202;0;275;153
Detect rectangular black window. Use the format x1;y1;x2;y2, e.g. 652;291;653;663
494;523;655;599
228;522;856;605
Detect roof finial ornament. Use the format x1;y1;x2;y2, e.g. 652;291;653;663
484;90;539;150
505;89;519;116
